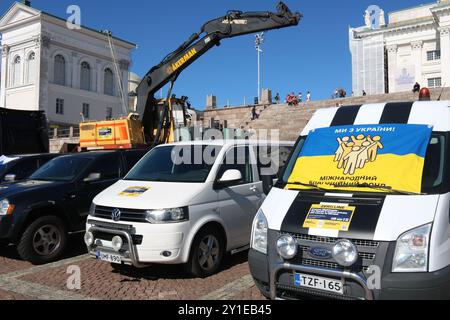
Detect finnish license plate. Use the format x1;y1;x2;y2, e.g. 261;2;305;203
294;273;344;295
96;251;122;264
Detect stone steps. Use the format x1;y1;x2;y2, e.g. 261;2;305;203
203;87;450;140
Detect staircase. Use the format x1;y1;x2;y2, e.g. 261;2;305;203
203;88;450;141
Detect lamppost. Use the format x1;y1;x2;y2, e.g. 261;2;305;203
255;32;264;103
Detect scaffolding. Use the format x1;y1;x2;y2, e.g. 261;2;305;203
349;29;386;96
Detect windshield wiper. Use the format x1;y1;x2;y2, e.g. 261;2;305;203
286;181;334;193
343;183;425;196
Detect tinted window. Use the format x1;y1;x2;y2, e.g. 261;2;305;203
422;135;445;191
217;146;253;185
31;157;92;182
125;145;221;183
86;153;121;180
9;158;39;180
256;145;293;180
124;150;147;173
38;156;57;167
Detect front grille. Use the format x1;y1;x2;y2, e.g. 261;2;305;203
284;233;379;274
92;231;143;245
94;206;148;223
293;233;379;248
301;259;369;272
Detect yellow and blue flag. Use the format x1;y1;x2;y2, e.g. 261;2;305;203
287;124;433;194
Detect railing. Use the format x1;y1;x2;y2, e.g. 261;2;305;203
50;126;80;139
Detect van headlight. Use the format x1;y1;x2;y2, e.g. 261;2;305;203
277;235;297;260
392;224;432;273
0;199;14;216
251;209;268;255
145;208;188;224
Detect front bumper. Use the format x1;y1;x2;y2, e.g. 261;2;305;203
249;248;450;300
86;218;189;267
0;215;15;242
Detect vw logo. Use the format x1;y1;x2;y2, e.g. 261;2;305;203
111;208;121;222
309;247;332;259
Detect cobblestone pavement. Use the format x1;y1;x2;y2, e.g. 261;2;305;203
0;237;264;301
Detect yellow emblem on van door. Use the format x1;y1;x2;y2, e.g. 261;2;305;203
334;135;384;175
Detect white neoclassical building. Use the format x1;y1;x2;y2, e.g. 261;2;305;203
0;1;136;128
350;0;450;96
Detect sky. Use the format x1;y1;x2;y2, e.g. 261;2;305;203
0;0;428;109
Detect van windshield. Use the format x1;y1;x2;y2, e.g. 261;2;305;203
124;145;222;183
281;133;446;195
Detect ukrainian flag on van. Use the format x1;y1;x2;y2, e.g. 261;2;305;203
287;124;433;194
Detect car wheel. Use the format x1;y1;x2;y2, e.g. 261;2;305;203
17;216;67;265
186;226;225;278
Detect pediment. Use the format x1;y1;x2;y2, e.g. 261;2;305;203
0;3;41;28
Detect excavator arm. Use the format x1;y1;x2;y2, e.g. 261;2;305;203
136;1;301;144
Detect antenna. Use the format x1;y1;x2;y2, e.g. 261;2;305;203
104;30;129;116
437;83;446;101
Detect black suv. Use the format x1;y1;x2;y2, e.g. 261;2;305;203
0;153;61;183
0;149;148;264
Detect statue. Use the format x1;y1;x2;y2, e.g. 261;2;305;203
364;10;371;28
380;9;386;27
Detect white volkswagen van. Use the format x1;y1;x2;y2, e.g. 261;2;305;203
249;101;450;300
85;140;293;277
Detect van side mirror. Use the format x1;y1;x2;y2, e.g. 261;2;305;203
261;174;274;195
215;169;243;189
4;174;17;183
84;173;101;183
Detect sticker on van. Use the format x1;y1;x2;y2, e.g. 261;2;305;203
119;186;150;197
303;203;356;231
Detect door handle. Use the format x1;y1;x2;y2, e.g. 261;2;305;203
250;186;258;192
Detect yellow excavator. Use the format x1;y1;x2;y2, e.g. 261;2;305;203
80;2;301;149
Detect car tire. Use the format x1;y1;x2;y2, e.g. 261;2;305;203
186;226;225;278
17;215;67;265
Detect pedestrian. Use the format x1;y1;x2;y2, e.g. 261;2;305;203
362;90;367;96
306;91;311;102
251;105;259;120
412;82;421;93
275;93;280;104
298;92;303;102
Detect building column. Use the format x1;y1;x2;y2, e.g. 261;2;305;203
0;45;10;108
38;35;51;114
411;41;423;85
96;60;103;94
71;52;78;89
440;27;450;87
386;44;398;93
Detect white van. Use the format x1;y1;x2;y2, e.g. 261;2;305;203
84;140;293;277
249;101;450;300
